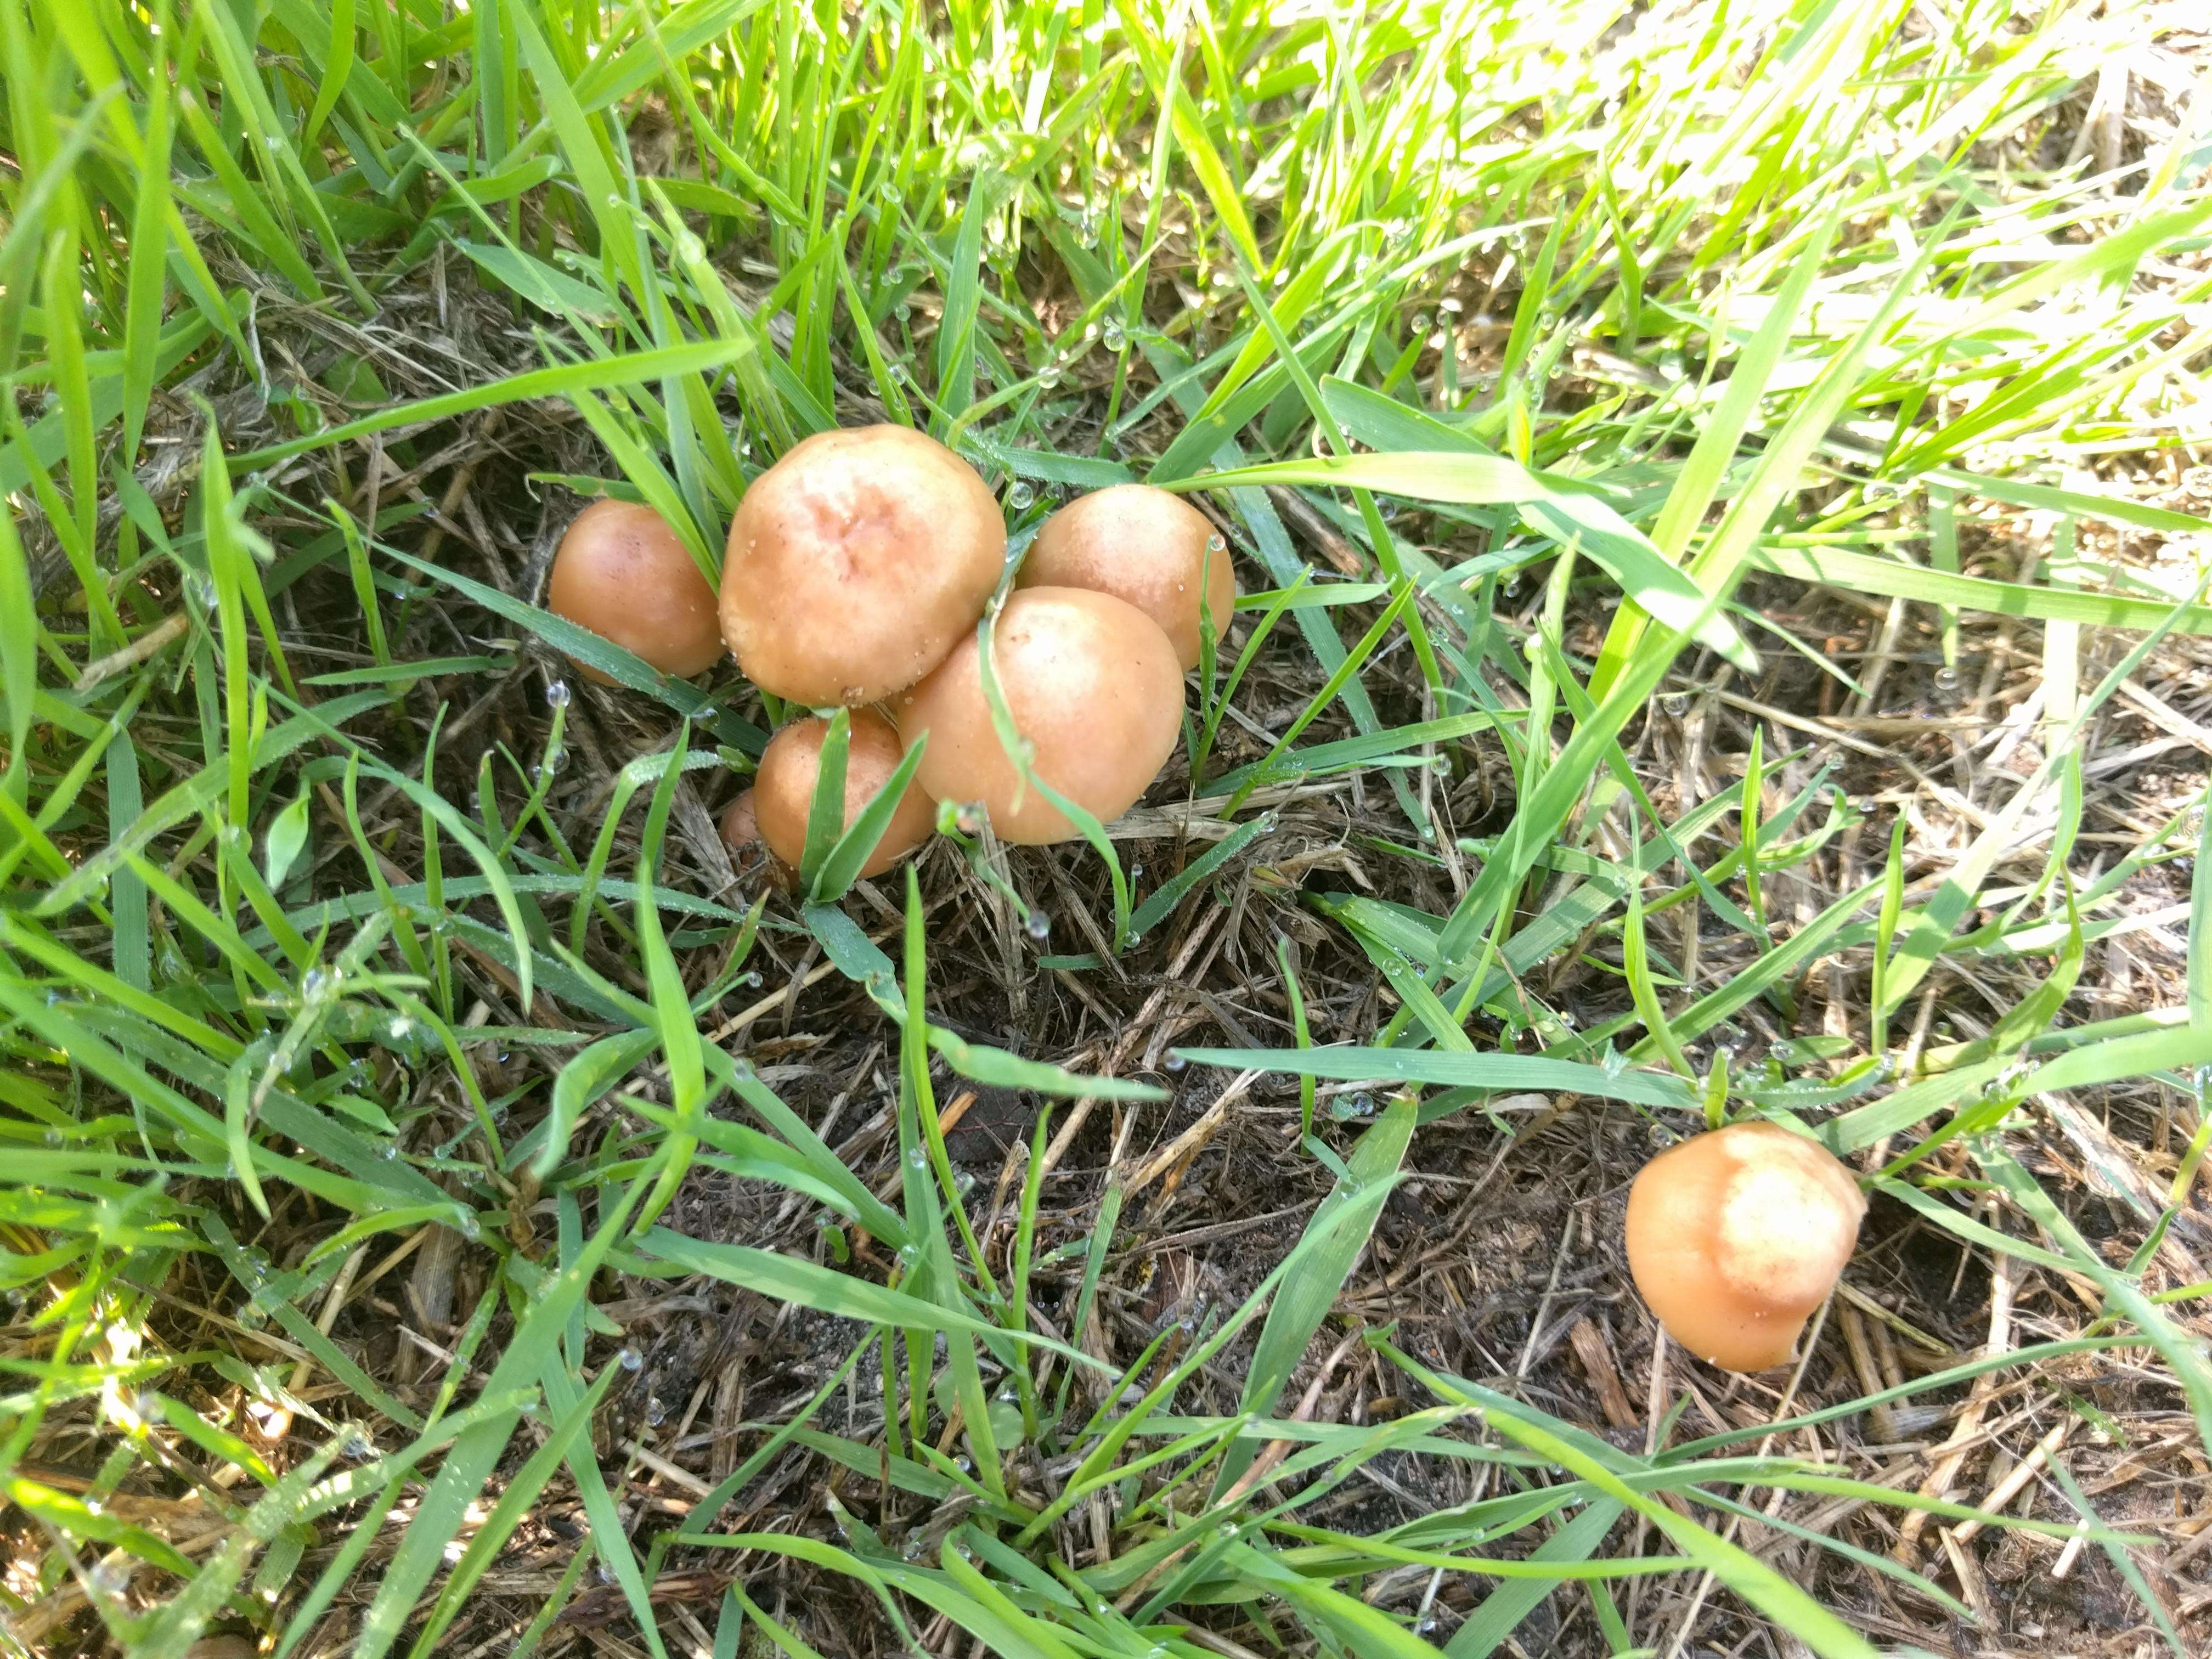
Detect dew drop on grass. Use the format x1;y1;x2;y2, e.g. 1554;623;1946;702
1662;692;1691;717
1007;481;1035;510
1934;664;1962;692
644;1396;665;1426
617;1347;644;1372
905;1144;928;1170
1165;1054;1187;1074
1102;319;1127;350
1025;909;1050;940
545;679;571;709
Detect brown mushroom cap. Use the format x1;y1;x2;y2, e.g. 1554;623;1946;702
719;789;760;854
548;499;722;683
1624;1121;1865;1372
752;708;936;878
720;425;1006;705
893;587;1183;846
1018;485;1235;671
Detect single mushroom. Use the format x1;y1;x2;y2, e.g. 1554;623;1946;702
894;587;1182;845
718;787;792;888
1017;484;1235;671
548;499;722;682
752;708;936;878
720;425;1005;705
718;788;760;854
1624;1121;1866;1372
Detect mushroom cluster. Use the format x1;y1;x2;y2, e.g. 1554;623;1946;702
546;426;1233;879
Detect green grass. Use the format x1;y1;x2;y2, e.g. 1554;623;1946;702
4;1;2211;1655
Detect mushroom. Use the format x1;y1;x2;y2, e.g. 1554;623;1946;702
1018;485;1235;672
1624;1121;1866;1372
752;708;935;878
894;587;1183;845
548;499;722;682
720;425;1005;705
719;788;760;855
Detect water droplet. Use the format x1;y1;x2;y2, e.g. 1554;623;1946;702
186;569;218;611
1008;481;1036;510
617;1347;644;1372
905;1145;928;1170
954;1455;972;1474
953;1171;976;1196
545;680;571;709
955;804;984;835
1025;909;1050;940
1166;1054;1188;1074
1662;693;1691;717
1102;319;1127;351
898;1242;921;1266
377;1143;399;1162
1934;665;1962;692
895;301;912;321
1412;313;1431;332
644;1396;665;1426
302;968;329;997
